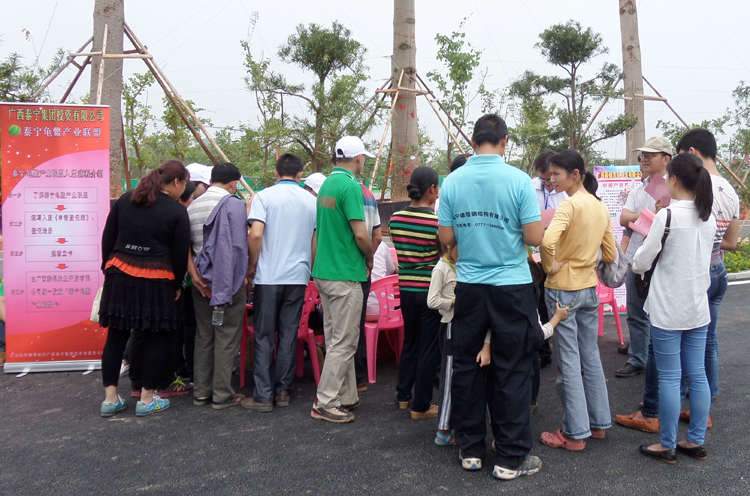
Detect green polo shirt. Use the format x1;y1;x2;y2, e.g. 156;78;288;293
312;167;367;282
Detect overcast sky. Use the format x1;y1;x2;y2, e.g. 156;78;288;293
2;0;749;162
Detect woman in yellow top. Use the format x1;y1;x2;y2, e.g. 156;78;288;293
539;150;617;451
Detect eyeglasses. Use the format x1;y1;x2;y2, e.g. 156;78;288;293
637;152;666;163
538;177;552;184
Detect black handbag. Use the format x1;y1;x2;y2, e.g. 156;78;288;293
634;209;671;299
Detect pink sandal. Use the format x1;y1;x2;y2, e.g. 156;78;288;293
590;428;605;439
541;429;586;451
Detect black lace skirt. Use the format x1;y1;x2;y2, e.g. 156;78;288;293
99;267;181;332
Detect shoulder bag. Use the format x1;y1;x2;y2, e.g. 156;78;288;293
633;209;671;299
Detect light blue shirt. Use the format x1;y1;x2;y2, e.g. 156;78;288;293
248;180;317;285
438;154;540;286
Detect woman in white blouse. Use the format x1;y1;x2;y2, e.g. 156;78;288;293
633;153;716;464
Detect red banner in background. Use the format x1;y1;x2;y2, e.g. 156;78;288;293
1;103;110;373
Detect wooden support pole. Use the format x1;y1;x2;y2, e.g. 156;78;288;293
121;117;131;191
59;57;91;104
643;76;746;189
416;74;473;146
95;24;108;105
30;37;93;101
124;23;253;197
370;70;404;186
70;52;152;59
414;76;465;154
124;24;252;197
343;77;392;132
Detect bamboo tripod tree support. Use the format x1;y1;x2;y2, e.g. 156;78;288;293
31;22;254;198
635;76;746;191
368;69;471;189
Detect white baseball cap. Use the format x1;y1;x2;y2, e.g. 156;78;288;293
186;163;213;185
334;136;375;159
304;172;326;194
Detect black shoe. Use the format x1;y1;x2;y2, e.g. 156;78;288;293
639;444;676;464
539;356;552;369
617;342;629;355
676;444;707;460
615;363;644;378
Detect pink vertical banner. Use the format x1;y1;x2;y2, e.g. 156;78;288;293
594;165;642;314
1;103;110;372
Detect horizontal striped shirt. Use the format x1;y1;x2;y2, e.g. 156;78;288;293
389;206;439;292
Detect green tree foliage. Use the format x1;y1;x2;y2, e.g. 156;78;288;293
122;72;155;178
427;19;490;163
0;42;65;102
273;21;381;172
509;20;636;163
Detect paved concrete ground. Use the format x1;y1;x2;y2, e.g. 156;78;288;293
1;284;749;495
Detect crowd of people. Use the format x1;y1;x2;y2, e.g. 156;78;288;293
96;114;739;480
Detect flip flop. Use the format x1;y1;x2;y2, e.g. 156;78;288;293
435;430;456;446
541;429;586;451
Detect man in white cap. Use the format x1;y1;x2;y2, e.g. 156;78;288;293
311;135;375;423
615;136;672;381
304;172;326;197
186;163;213;199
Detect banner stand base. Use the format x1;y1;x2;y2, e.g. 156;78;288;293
3;360;101;375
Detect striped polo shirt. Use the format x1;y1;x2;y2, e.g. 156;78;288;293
389;206;439;292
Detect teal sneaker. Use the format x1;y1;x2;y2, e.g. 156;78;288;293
101;396;127;417
135;395;170;416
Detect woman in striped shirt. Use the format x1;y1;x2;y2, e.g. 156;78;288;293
390;166;442;419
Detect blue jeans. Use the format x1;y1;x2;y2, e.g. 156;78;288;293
625;272;650;369
652;325;710;449
546;287;612;439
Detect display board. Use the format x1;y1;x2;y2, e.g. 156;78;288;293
594;165;642;313
1;103;110;373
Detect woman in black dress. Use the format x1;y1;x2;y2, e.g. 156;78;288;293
99;160;190;417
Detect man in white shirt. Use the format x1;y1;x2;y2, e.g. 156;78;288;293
676;129;739;416
242;154;317;412
616;136;672;379
531;150;568;211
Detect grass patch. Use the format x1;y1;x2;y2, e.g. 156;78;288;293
724;240;750;273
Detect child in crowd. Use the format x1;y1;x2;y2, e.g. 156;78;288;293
428;243;490;445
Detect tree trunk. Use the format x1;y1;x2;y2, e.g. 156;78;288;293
390;0;419;201
619;0;646;165
89;0;124;199
312;105;325;172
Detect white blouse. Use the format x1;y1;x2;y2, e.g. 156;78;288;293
632;201;716;331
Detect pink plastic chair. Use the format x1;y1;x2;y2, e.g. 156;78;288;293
364;275;404;383
596;281;624;346
239;281;322;388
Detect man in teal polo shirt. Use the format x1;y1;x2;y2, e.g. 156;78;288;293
438;114;544;480
311;136;374;423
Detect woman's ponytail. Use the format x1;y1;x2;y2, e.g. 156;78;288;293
694;166;713;222
666;153;714;222
583;170;600;200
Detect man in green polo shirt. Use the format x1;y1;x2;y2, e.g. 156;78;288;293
311;136;374;423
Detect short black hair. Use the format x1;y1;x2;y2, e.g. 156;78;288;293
676;129;717;161
472;114;509;147
450;154;471;172
276;153;304;178
534;149;556;173
211;162;241;184
179;180;196;202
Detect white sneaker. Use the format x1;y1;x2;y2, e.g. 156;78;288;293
119;363;130;378
493;455;542;480
459;450;482;470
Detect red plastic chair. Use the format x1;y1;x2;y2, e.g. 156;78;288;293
239;281;322;388
295;281;322;385
596;281;624;346
364;275;404;383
